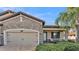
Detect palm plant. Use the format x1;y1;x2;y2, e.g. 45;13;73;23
56;7;79;28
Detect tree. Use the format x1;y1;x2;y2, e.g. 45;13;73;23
56;7;79;28
55;12;70;27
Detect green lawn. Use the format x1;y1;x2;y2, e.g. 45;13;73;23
36;41;79;51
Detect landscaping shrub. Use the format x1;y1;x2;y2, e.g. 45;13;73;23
35;44;53;51
64;45;79;51
68;39;76;43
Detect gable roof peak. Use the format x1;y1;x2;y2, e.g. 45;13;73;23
0;11;45;25
16;12;45;25
0;10;15;16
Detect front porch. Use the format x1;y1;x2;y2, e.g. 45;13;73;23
43;25;66;42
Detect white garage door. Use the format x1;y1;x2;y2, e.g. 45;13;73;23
6;32;38;50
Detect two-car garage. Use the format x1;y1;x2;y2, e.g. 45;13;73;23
3;29;39;50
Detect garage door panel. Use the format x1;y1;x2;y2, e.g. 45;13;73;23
6;32;38;49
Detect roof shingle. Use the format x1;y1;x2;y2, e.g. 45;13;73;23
0;11;45;25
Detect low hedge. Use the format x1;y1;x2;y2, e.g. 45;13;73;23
36;42;79;51
64;45;79;51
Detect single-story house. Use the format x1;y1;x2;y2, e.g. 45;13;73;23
0;10;66;49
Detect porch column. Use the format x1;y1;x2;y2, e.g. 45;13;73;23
3;31;7;45
60;31;66;40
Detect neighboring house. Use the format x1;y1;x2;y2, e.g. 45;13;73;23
68;28;77;41
0;10;66;49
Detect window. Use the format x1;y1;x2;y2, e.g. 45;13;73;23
51;32;60;38
51;32;54;38
56;32;60;38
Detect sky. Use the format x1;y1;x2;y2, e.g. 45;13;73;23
0;7;66;25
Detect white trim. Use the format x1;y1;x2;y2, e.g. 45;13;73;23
3;28;39;45
20;14;23;22
4;31;7;45
37;32;39;45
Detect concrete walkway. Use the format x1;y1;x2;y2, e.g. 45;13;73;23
0;45;36;51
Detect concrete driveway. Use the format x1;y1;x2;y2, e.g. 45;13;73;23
0;45;36;51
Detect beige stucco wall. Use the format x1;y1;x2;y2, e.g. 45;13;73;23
0;14;43;43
